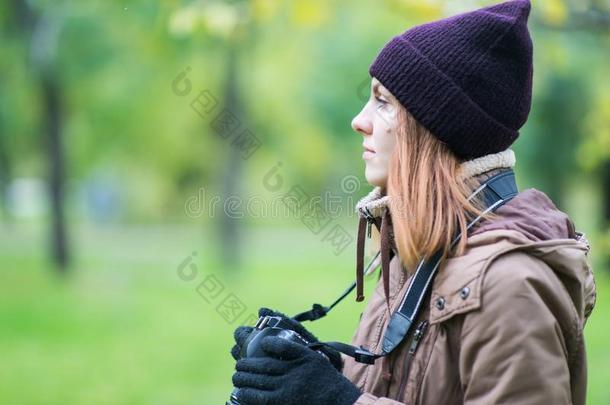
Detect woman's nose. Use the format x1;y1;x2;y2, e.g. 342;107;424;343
351;109;373;136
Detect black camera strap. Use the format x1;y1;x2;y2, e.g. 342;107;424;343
298;169;518;364
292;248;382;322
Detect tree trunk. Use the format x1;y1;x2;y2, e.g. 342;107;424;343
219;43;243;271
42;75;68;272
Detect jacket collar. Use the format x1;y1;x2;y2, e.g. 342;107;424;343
353;148;517;308
355;148;518;221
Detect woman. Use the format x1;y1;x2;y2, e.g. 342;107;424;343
230;1;597;404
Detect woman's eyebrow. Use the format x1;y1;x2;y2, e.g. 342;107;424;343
373;82;390;98
372;82;380;94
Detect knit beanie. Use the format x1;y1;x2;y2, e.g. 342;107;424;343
369;0;533;160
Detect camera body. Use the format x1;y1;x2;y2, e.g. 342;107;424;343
227;315;327;405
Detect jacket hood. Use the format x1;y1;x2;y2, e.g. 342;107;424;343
470;187;577;241
354;149;596;324
468;190;596;325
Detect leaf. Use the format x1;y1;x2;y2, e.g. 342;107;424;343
386;0;443;21
579;90;610;171
252;0;281;22
291;0;331;28
540;0;568;26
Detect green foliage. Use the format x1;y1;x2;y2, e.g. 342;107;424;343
1;0;609;224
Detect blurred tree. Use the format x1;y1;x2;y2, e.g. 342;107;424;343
0;0;34;221
0;0;608;268
0;108;10;222
36;16;69;272
219;32;245;270
520;71;590;206
169;0;256;270
10;0;69;272
552;0;610;263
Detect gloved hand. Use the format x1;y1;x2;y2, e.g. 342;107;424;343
231;308;276;361
230;307;344;372
232;335;362;405
231;325;254;361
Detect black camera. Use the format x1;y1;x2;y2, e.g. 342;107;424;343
226;315;328;405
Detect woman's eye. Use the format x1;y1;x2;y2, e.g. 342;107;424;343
375;96;387;108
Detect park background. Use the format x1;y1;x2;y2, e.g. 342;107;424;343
1;0;609;403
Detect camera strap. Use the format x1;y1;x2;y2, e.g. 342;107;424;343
299;169;518;364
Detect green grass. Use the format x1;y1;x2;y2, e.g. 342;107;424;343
0;223;608;404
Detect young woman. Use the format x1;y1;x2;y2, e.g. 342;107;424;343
230;1;597;404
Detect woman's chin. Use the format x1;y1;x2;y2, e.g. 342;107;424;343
364;168;386;188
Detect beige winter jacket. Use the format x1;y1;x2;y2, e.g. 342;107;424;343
343;151;597;404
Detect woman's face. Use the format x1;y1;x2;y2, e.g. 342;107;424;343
351;77;398;189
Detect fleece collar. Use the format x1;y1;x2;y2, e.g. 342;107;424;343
355;148;516;219
352;148;517;308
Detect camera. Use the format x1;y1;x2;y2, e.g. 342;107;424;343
226;315;328;405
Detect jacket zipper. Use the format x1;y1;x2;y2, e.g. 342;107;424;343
396;320;429;400
366;216;374;238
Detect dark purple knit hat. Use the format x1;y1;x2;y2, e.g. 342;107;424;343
369;0;533;160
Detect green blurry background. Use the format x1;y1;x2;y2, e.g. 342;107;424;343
1;0;609;403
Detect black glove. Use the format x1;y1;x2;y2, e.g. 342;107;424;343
231;325;254;361
230;307;344;372
231;308;276;361
232;335;362;405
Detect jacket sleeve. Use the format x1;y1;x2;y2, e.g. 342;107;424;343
458;252;574;405
354;393;405;404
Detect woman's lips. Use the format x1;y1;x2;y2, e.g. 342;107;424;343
363;144;376;160
363;150;376;160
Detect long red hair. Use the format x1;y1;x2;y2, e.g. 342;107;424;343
384;103;500;271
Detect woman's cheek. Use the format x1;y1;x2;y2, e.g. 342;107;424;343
380;153;391;173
